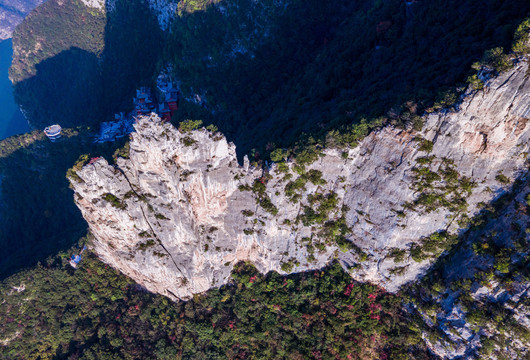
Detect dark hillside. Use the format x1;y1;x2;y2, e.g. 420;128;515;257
167;0;530;156
0;130;126;278
0;0;162;277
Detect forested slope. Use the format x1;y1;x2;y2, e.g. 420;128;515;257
166;0;530;155
9;0;162;129
0;243;432;359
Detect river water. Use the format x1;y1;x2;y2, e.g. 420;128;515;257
0;38;30;140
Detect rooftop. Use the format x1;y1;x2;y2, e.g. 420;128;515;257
44;124;62;137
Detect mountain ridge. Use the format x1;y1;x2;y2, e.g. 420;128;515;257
70;60;530;301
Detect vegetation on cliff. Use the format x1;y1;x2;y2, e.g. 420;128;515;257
403;172;530;358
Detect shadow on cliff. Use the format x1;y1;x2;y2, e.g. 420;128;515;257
408;168;529;290
167;0;530;158
13;48;104;129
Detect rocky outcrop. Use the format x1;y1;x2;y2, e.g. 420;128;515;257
79;0;104;10
411;174;530;359
0;0;45;40
79;0;177;29
70;61;530;301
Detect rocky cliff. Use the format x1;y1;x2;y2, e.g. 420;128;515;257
0;0;45;40
70;61;530;301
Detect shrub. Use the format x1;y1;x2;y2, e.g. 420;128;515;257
494;250;512;274
102;193;127;209
66;154;91;183
179;119;203;133
306;169;327;185
206;124;218;133
270;148;288;162
138;239;156;251
113;142;130;162
241;210;254;217
512;18;530;55
388;248;407;263
415;137;434;153
257;197;278;215
181;136;197;146
495;172;510;184
482;47;513;72
466;74;484;90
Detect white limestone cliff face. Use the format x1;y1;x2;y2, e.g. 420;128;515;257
71;62;530;301
79;0;104;10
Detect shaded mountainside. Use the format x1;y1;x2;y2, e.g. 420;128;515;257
404;173;530;359
0;0;162;279
0;128;127;278
166;0;530;156
8;0;530;147
9;0;162;129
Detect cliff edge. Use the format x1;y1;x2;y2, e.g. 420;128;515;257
70;62;530;301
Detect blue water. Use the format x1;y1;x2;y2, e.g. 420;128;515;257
0;39;30;140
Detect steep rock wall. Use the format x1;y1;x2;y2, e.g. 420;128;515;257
71;62;530;301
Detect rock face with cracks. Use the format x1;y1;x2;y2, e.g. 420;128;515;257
70;62;530;301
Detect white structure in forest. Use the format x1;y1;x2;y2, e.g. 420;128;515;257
44;124;62;141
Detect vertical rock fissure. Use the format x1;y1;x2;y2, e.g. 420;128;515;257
116;166;186;276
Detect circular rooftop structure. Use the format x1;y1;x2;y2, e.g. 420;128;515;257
44;124;62;139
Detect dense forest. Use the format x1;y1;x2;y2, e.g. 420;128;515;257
10;0;530;151
0;242;431;359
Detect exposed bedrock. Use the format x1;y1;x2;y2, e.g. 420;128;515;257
71;62;530;300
